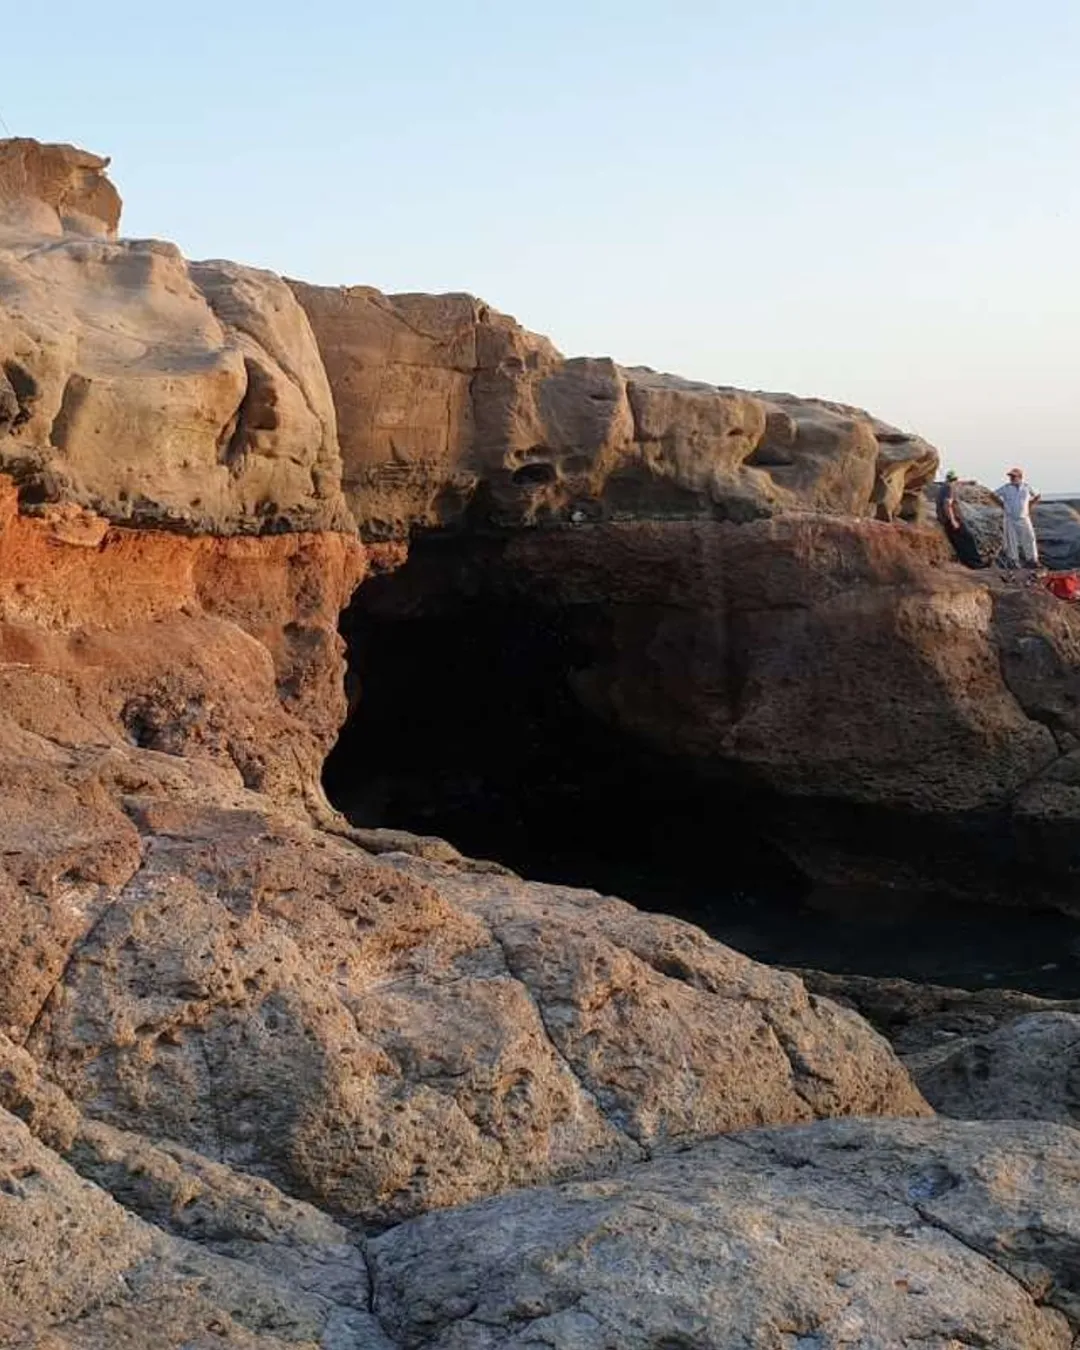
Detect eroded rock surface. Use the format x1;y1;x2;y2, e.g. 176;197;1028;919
290;280;939;539
0;139;121;239
0;1102;389;1349
0;467;928;1232
16;797;927;1227
907;1012;1080;1127
5;1060;1080;1348
5;137;1080;1346
370;1117;1080;1349
798;968;1080;1054
0;142;349;534
796;972;1080;1132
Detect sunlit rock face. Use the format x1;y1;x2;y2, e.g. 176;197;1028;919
5;137;1080;1350
291;279;939;540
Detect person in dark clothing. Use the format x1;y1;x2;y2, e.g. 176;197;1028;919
936;470;985;568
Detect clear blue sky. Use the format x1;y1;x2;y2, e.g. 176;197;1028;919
7;0;1079;488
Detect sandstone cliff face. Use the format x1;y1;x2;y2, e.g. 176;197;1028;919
0;146;348;536
5;139;1080;1345
290;281;939;539
0;139;122;239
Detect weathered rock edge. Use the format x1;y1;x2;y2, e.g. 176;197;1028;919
1;138;937;540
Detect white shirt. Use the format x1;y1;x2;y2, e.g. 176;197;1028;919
997;482;1038;520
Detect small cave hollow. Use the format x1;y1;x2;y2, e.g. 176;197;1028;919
323;533;1080;995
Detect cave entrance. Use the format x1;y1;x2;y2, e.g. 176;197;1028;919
323;532;1080;996
322;534;803;915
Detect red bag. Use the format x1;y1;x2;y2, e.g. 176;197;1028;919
1043;572;1080;601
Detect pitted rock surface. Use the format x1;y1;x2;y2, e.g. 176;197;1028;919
369;1117;1080;1349
21;806;926;1226
0;143;349;534
907;1011;1080;1127
0;1102;390;1349
5;137;1080;1346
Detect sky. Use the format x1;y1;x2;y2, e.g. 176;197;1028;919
6;0;1079;488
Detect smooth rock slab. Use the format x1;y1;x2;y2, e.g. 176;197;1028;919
370;1117;1080;1349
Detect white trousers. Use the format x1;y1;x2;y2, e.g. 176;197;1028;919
1003;515;1039;566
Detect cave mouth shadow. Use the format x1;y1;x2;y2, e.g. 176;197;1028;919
322;538;807;913
322;536;1080;997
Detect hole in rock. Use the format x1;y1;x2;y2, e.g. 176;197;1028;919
510;462;558;487
324;533;1080;995
745;442;797;468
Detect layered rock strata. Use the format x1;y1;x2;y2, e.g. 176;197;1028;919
3;138;1080;1346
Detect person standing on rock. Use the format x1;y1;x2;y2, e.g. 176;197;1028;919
936;470;985;568
995;467;1041;569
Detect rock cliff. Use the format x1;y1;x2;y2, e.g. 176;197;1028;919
289;281;938;539
0;149;347;535
4;139;1080;1346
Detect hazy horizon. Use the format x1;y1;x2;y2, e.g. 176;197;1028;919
6;0;1078;489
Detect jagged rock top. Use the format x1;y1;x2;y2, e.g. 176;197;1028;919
0;138;122;240
0;140;349;535
0;137;938;538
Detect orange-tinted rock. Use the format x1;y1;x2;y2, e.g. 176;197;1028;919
0;459;932;1224
0;138;121;238
0;474;369;1045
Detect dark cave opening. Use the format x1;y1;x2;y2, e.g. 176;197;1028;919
323;539;803;906
323;534;1080;997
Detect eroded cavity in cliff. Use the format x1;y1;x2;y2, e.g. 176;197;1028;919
323;528;1080;996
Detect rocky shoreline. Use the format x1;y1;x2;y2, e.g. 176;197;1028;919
3;138;1080;1348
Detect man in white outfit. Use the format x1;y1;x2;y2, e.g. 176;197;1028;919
995;467;1041;568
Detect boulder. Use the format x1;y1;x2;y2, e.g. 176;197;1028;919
0;142;349;534
926;484;1080;573
925;479;1004;563
20;806;927;1227
370;1117;1080;1348
0;139;121;239
1035;499;1080;571
907;1011;1080;1127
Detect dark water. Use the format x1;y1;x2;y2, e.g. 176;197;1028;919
640;878;1080;998
451;831;1080;998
